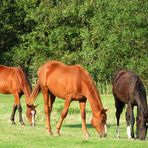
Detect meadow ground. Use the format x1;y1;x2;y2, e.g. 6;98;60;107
0;93;148;148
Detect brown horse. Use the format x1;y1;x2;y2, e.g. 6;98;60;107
27;60;107;137
0;65;36;125
112;70;148;140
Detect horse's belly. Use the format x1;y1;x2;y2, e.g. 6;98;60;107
0;81;12;94
0;89;11;94
47;76;83;99
48;86;66;99
114;84;129;103
115;91;129;103
48;85;83;100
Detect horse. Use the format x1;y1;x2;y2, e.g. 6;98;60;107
0;65;36;125
112;70;148;140
27;60;107;137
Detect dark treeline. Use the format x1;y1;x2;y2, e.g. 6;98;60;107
0;0;148;93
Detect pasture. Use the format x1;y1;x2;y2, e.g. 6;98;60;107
0;93;147;148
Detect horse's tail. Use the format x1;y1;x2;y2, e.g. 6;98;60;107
28;80;40;105
135;76;148;117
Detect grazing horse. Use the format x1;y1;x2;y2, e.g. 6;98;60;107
0;65;36;125
27;60;107;137
112;70;148;140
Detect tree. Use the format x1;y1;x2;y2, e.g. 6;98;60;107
1;0;147;92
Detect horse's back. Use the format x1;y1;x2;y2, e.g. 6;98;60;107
38;61;83;82
37;61;88;99
0;65;30;94
112;70;145;104
0;66;16;93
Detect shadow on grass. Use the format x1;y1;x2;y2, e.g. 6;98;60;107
63;123;92;128
63;123;118;129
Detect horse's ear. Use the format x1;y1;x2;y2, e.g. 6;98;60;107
104;108;109;112
101;108;108;114
35;104;39;108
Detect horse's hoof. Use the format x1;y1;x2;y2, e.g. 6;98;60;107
21;122;25;126
55;132;60;136
84;133;90;140
12;121;16;125
100;133;107;138
48;131;53;136
129;137;135;140
31;123;36;126
84;133;90;138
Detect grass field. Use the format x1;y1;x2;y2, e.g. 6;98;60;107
0;93;148;148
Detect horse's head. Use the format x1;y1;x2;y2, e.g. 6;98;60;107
136;114;147;140
91;109;107;137
26;104;37;126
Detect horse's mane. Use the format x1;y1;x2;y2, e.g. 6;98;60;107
77;65;103;106
80;66;96;92
134;75;148;117
0;65;6;68
16;67;32;95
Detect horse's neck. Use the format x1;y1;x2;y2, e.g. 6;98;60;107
84;86;103;116
137;100;148;117
135;78;148;117
136;89;148;116
137;95;148;118
21;80;32;105
138;108;147;120
16;69;32;105
23;87;31;105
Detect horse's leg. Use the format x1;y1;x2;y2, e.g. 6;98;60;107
47;92;55;135
56;97;72;135
14;93;25;125
114;96;124;138
10;104;17;124
42;87;52;135
136;107;139;139
126;103;135;139
18;104;25;125
130;106;135;138
18;94;25;125
79;99;90;137
49;92;55;110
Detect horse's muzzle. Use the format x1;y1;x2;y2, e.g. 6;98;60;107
31;123;36;126
100;133;107;138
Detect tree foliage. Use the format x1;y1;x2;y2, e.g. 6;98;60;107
0;0;148;91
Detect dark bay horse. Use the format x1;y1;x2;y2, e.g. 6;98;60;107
112;70;148;140
0;65;36;125
27;60;107;137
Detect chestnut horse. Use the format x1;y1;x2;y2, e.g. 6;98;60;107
112;70;148;140
27;60;107;137
0;65;36;125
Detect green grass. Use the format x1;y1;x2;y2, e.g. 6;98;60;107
0;93;148;148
